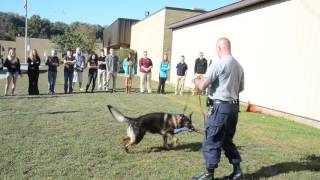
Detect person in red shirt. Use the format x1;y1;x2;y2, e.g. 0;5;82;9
139;51;153;93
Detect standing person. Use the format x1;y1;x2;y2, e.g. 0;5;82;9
193;52;208;96
157;54;170;94
175;55;188;96
139;51;153;93
45;49;59;95
192;38;244;180
85;52;98;93
122;52;136;94
63;50;75;94
97;48;107;91
27;49;41;95
73;47;86;92
3;49;21;96
106;48;118;93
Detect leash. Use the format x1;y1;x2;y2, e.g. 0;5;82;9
198;94;207;127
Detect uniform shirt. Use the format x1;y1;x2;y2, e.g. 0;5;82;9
176;62;188;76
27;57;41;71
194;58;207;74
98;56;106;70
4;58;21;74
139;57;153;73
206;55;244;101
159;61;170;78
46;56;59;72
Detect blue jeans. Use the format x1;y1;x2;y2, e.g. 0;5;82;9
64;68;74;93
48;70;57;93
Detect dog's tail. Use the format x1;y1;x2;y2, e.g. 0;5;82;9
107;105;129;123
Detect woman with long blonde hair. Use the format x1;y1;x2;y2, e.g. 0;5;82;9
3;49;21;96
27;49;41;95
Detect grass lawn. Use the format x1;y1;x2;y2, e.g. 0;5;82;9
0;66;320;179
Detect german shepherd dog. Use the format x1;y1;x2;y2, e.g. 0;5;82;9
107;105;196;152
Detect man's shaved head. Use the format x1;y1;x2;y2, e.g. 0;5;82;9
216;37;232;58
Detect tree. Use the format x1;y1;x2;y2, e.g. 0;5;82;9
28;15;50;39
51;29;97;54
50;21;69;37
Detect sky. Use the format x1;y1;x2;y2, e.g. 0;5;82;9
0;0;239;26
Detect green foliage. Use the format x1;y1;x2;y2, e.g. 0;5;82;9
0;12;104;41
28;15;51;39
51;29;96;54
0;12;25;40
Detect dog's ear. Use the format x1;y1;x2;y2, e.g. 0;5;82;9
189;112;193;120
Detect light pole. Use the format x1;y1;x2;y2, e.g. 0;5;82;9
24;0;28;64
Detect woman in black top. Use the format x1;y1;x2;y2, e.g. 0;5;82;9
3;49;21;96
85;52;98;93
27;49;41;95
63;50;75;94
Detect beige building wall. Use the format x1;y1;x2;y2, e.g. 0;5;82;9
170;0;320;121
0;37;57;63
130;8;203;81
130;9;166;81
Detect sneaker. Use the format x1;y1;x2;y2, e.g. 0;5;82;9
80;88;84;92
174;92;178;95
179;92;183;96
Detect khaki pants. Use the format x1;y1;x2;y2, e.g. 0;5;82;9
97;69;106;90
175;75;186;95
140;72;152;93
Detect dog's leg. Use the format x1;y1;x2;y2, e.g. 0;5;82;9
125;140;136;153
122;137;130;145
162;135;170;150
172;135;180;147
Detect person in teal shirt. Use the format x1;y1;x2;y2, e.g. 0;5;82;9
157;54;170;94
122;52;136;94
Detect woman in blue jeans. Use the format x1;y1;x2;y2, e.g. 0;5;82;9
45;49;59;95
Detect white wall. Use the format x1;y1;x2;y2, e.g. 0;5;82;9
170;0;320;120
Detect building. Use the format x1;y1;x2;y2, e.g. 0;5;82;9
130;7;205;81
103;18;139;49
0;37;56;63
168;0;320;125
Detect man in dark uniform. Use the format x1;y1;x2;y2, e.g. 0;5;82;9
192;38;244;180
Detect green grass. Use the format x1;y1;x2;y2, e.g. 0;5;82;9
0;67;320;179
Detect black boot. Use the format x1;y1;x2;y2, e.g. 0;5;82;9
85;85;89;93
192;171;214;180
227;163;243;180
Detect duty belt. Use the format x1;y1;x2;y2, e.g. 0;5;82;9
207;98;239;106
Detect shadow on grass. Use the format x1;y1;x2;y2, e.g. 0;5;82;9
238;154;320;180
45;110;81;115
140;142;202;153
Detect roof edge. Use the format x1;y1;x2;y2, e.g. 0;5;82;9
167;0;271;29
